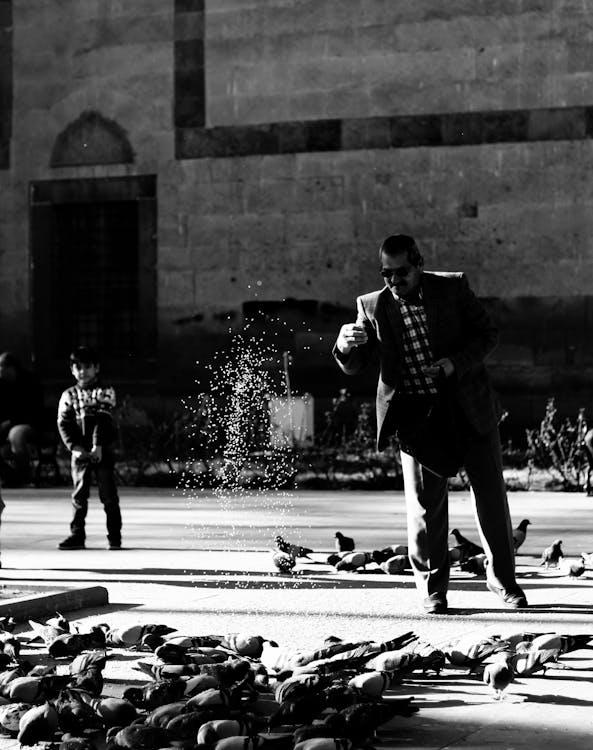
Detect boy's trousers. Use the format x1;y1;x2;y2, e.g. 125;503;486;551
70;453;121;545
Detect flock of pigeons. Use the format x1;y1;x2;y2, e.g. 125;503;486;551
271;520;593;579
0;612;590;747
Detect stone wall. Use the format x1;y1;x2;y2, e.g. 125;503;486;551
1;0;593;427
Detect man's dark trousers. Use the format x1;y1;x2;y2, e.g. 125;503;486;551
401;426;516;599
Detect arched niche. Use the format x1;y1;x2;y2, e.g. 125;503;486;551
50;109;135;167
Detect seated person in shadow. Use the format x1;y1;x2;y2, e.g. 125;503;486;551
0;352;44;486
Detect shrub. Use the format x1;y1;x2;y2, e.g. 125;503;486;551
525;397;590;490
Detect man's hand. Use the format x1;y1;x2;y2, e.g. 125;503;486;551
89;445;103;463
424;358;456;379
337;323;368;355
72;445;91;461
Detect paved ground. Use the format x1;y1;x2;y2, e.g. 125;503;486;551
1;486;593;748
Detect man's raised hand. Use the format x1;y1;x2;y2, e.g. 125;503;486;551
337;323;368;354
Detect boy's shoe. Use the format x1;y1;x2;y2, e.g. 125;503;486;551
108;541;122;550
58;536;85;550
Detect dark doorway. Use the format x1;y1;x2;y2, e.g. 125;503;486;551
30;175;157;385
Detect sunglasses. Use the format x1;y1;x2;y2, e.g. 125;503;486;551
380;265;413;279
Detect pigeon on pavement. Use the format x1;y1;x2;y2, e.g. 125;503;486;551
449;529;484;561
540;539;563;568
271;549;296;573
512;519;531;552
335;532;355;552
460;553;488;576
275;535;314;560
483;656;514;700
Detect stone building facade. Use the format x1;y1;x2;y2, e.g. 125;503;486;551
1;0;593;428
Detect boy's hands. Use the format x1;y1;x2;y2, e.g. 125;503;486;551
89;445;102;463
72;445;91;461
72;445;103;462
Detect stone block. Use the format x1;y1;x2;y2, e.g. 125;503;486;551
159;243;192;270
324;89;373;124
342;117;391;151
528;107;586;141
390;114;442;147
285;209;354;245
175;95;205;129
244;177;295;214
441;112;483;146
475;40;567;82
543;72;593;108
229;213;286;253
304;120;341;152
294;174;345;211
232;94;290;128
93;12;173;48
175;38;204;72
174;10;204;42
159;270;194;308
175;0;204;12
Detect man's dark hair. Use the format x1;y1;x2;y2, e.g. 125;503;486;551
379;234;423;266
69;346;100;366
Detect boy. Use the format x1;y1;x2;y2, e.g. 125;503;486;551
57;346;122;550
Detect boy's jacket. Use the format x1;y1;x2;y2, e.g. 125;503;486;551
57;379;117;451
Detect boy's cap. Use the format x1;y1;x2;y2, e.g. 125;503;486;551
69;346;100;365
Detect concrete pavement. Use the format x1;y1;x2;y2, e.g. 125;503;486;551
1;486;593;748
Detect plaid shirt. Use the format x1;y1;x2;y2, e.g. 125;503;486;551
392;289;438;396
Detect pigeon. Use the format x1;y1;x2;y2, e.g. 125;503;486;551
46;612;71;632
102;623;176;648
77;695;138;728
48;627;106;658
540;539;563;568
123;678;186;709
379;554;410;574
450;528;484;561
483;656;514;700
512;519;531;552
460;553;488;576
0;631;21;661
109;724;170;750
0;702;32;733
567;560;586;578
371;545;407;564
17;701;60;744
275;535;314;559
271;549;296;573
27;618;69;646
220;632;265;657
322;700;417;743
334;551;372;572
445;634;509;671
0;617;17;633
59;738;97;750
54;688;103;734
508;647;561;676
528;632;593;655
335;532;355;552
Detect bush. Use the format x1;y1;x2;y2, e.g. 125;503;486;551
525;397;590;491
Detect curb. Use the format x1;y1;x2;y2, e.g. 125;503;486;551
0;585;109;619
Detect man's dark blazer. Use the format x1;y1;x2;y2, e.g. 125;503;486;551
333;271;502;451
